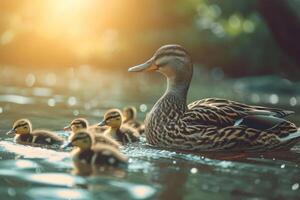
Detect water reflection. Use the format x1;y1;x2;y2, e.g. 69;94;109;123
1;67;300;199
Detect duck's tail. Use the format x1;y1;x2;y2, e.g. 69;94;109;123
269;128;300;151
278;128;300;142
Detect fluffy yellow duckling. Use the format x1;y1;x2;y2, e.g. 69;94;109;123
64;118;107;133
98;109;140;145
64;118;120;149
62;131;128;167
6;119;64;145
123;106;145;134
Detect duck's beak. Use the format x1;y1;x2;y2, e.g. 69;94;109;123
61;141;73;149
6;129;16;135
128;57;158;72
97;120;106;127
63;125;71;131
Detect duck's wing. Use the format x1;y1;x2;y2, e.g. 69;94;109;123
120;125;140;143
88;125;108;133
31;130;64;145
186;98;294;127
92;145;128;166
94;134;121;149
177;118;299;152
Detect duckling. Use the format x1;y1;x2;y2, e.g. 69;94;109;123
62;131;128;167
98;109;140;145
64;118;120;149
128;44;300;152
6;119;64;145
123;106;145;134
64;118;107;133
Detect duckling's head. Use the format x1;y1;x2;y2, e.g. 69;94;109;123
62;131;93;150
123;106;137;122
98;109;123;129
64;118;89;133
128;44;193;84
7;119;32;135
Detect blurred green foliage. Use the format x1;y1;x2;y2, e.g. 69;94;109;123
0;0;299;77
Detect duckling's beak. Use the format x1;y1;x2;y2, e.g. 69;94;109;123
97;120;106;127
63;125;71;131
6;129;16;135
128;57;158;72
61;141;73;149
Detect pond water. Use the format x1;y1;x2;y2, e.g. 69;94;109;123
0;65;300;200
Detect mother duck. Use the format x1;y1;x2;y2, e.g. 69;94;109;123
128;44;300;152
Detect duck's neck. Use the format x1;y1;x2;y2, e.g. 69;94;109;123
107;127;119;138
166;76;190;100
149;75;191;121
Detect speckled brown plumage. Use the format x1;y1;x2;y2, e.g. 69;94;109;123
129;44;300;152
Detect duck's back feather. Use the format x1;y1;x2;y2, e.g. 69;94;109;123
186;98;294;127
73;145;128;167
31;130;64;145
94;134;121;149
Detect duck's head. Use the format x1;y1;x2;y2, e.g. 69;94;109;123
128;44;193;84
62;131;93;150
123;106;137;122
64;118;89;133
7;119;32;135
98;109;123;129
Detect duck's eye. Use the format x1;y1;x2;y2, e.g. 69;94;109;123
24;126;28;129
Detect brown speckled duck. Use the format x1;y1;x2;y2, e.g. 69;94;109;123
128;44;300;152
64;118;120;149
123;106;145;134
98;109;140;145
6;119;64;145
62;131;127;167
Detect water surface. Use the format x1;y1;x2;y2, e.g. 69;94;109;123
0;66;300;199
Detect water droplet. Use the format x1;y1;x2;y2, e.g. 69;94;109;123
250;93;260;103
45;73;57;86
48;98;56;107
25;73;36;87
289;97;297;106
140;104;147;112
0;107;3;114
269;94;279;104
292;183;299;190
73;110;79;116
254;179;260;184
68;97;77;106
36;167;41;173
280;164;285;169
172;160;176;164
129;185;156;199
7;188;16;196
190;168;198;174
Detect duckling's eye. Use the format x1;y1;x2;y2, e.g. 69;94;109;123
24;126;28;129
